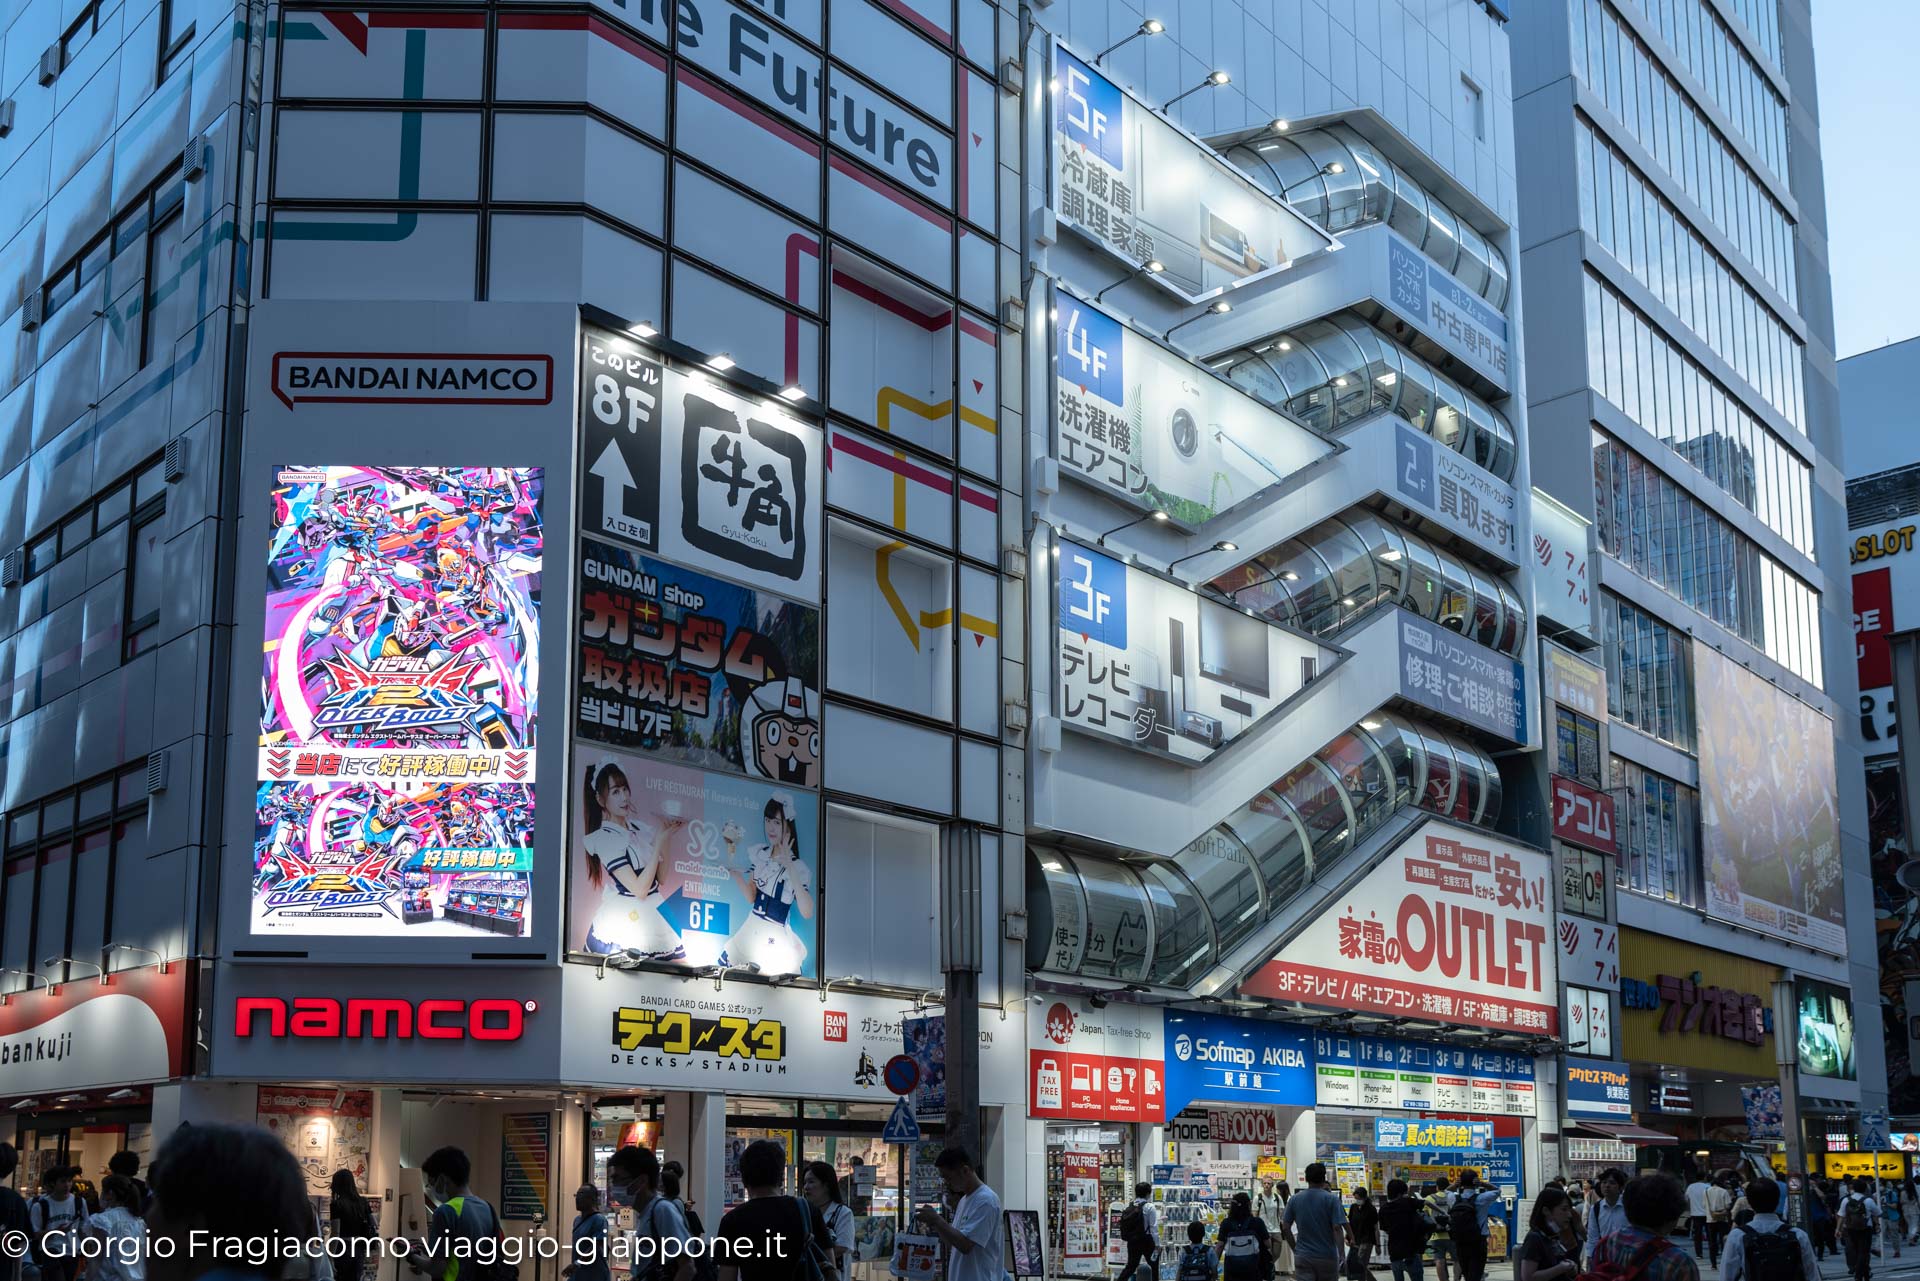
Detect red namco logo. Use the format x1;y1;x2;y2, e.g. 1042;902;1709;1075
824;1010;848;1042
234;996;538;1041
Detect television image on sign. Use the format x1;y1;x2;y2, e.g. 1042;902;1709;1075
1199;598;1270;698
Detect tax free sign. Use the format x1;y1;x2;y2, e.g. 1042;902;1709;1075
1162;1008;1314;1116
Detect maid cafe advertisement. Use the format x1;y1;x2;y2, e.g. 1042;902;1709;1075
568;330;827;976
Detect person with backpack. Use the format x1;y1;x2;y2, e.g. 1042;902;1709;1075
1515;1186;1577;1281
910;1148;1001;1281
0;1145;31;1281
1445;1170;1498;1281
1220;1192;1275;1281
663;1162;708;1237
1116;1182;1160;1281
330;1169;378;1281
1281;1164;1348;1281
1841;1175;1881;1281
30;1165;90;1281
1586;1175;1699;1281
564;1185;612;1281
406;1146;512;1281
1422;1180;1453;1281
804;1162;855;1280
1719;1179;1815;1281
1588;1169;1629;1263
1376;1180;1431;1281
1176;1221;1216;1281
611;1145;696;1281
1880;1179;1904;1258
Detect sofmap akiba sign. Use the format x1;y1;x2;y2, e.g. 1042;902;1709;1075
1049;43;1332;303
0;968;188;1095
1243;822;1557;1034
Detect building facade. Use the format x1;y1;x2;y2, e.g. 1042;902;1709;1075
1511;0;1885;1171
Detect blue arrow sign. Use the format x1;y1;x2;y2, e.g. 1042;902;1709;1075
660;885;730;936
882;1097;922;1144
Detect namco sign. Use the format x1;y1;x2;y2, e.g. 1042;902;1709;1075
233;997;538;1041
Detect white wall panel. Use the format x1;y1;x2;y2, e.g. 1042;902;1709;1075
827;423;954;549
674;68;822;220
828;251;952;454
279;15;485;99
491;113;665;236
672;162;821;311
829;0;951;124
958;562;998;736
495;15;668;140
822;803;940;986
828;518;954;719
828;155;952;291
273;111;481;201
268;212;477;299
669;257;821;394
824;700;954;813
488;213;664;324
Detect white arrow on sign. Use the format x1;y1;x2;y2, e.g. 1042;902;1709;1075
589;438;641;541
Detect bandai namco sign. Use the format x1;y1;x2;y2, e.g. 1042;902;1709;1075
269;352;554;410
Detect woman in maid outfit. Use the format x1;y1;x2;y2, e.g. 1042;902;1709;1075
722;792;814;974
580;761;686;961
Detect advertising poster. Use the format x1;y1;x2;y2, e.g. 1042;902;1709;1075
1563;1058;1632;1119
1052;292;1330;523
1742;1083;1784;1139
905;1015;946;1119
1050;45;1330;304
1244;824;1557;1034
255;465;542;936
1029;997;1167;1123
1374;1118;1492;1152
501;1113;551;1219
890;1234;941;1280
1056;540;1321;761
1059;1147;1104;1276
569;746;820;976
1395;612;1526;743
574;539;821;783
579;328;823;601
1694;645;1843;953
1007;1210;1046;1277
1795;978;1857;1081
257;1089;374;1196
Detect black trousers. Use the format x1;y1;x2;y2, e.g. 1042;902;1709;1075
1119;1243;1157;1281
1452;1234;1487;1281
1846;1227;1877;1281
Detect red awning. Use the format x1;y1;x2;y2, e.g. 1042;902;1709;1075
1568;1121;1680;1145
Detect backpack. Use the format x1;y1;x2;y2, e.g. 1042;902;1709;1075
790;1195;836;1281
1843;1195;1872;1233
1736;1224;1802;1281
1120;1202;1152;1248
1448;1191;1483;1241
678;1200;718;1281
1178;1245;1215;1281
445;1196;517;1281
30;1198;84;1267
1220;1220;1267;1281
1424;1197;1451;1235
1574;1235;1666;1281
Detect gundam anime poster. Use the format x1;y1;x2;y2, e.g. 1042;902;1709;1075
254;465;542;935
568;745;819;977
576;538;820;783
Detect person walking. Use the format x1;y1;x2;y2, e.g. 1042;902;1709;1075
1806;1184;1832;1260
803;1161;855;1279
1719;1180;1816;1281
0;1146;30;1281
1445;1170;1498;1281
1117;1182;1160;1281
1220;1192;1275;1281
1347;1189;1378;1280
1281;1163;1348;1281
611;1145;695;1281
142;1123;315;1281
911;1149;1002;1281
1175;1222;1217;1281
405;1148;506;1281
1840;1175;1881;1281
30;1166;90;1281
1707;1176;1735;1262
715;1141;831;1281
329;1170;377;1281
1587;1175;1699;1281
105;1153;150;1217
1376;1180;1431;1281
565;1185;612;1281
1881;1178;1905;1258
1686;1174;1713;1261
1588;1169;1629;1263
81;1174;147;1281
1515;1187;1577;1281
1422;1180;1453;1281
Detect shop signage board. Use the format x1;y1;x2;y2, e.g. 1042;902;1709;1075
500;1113;551;1219
1531;497;1593;638
1564;1138;1633;1164
0;967;190;1095
1050;289;1332;524
1207;1109;1279;1146
1029;995;1166;1123
1162;1008;1313;1116
1550;775;1616;856
1055;539;1323;763
1380;230;1511;389
1374;1118;1492;1152
1394;614;1527;742
578;326;824;601
560;969;1021;1104
1562;1057;1631;1119
1244;822;1557;1034
1311;1032;1535;1116
1392;423;1518;559
1541;643;1606;722
1617;927;1778;1076
1049;43;1332;305
1557;918;1619;988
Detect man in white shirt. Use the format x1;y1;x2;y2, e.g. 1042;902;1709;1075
1118;1183;1160;1281
1707;1178;1735;1261
1587;1169;1629;1264
1841;1177;1883;1281
1720;1180;1818;1281
28;1167;89;1281
915;1148;1003;1281
1686;1176;1713;1260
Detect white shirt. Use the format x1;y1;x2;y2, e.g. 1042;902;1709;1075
30;1195;88;1253
1707;1186;1733;1218
948;1183;1005;1281
1135;1200;1161;1240
1719;1215;1818;1281
86;1206;147;1281
1686;1182;1712;1217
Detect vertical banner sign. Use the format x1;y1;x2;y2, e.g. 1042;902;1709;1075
255;466;542;936
579;328;823;601
1049;45;1331;303
1856;566;1894;691
905;1015;947;1120
1051;291;1331;523
1244;824;1557;1034
500;1113;552;1220
1060;1146;1104;1276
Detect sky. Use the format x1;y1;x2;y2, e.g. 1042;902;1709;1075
1814;0;1920;360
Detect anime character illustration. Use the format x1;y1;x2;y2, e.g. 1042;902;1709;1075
261;465;540;762
721;792;815;974
739;676;821;787
578;762;686;962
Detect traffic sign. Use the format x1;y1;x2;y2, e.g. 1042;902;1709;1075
882;1096;922;1143
1863;1110;1891;1152
884;1054;921;1096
